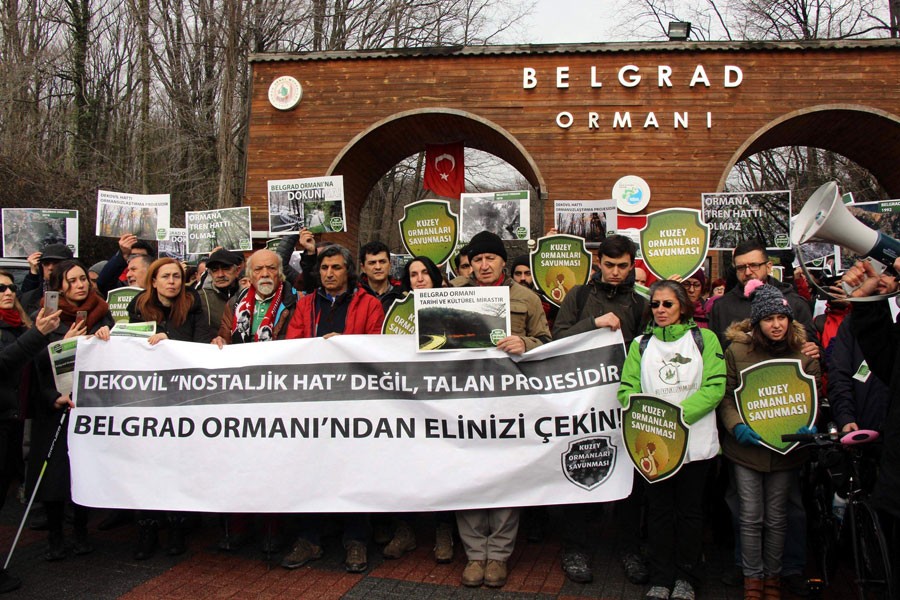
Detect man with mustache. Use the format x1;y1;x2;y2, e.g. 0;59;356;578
197;248;243;342
211;248;297;552
282;244;384;574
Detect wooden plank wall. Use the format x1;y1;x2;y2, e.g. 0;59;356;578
244;45;900;252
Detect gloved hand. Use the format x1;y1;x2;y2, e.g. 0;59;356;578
734;423;762;446
797;425;818;435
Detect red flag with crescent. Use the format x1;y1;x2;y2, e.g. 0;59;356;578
423;142;465;199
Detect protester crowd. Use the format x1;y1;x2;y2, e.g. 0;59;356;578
0;228;898;600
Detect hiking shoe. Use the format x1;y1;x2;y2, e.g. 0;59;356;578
383;522;416;559
670;579;695;600
622;551;650;584
280;538;323;569
644;585;671;599
562;550;593;583
484;559;508;588
344;541;368;573
433;522;454;563
461;559;486;587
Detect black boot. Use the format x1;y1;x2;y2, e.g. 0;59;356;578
133;521;158;560
72;527;94;556
0;569;21;593
166;519;186;556
45;530;65;561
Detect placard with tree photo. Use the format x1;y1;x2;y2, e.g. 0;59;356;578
185;207;252;254
413;287;510;352
96;190;171;240
268;176;346;234
702;191;791;251
2;208;79;257
553;199;617;247
460;191;529;242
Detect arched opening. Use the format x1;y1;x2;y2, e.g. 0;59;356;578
719;105;900;197
710;106;900;278
324;108;547;249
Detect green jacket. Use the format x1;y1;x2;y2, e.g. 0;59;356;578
618;320;726;462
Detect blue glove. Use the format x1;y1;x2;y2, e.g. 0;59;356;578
734;424;762;446
797;425;817;435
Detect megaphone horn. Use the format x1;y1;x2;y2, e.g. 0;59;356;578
792;181;900;266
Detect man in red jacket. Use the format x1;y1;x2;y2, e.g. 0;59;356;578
286;245;384;338
282;244;384;573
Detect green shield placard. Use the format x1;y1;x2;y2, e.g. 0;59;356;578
399;200;459;266
639;208;710;280
106;286;143;323
381;294;416;335
735;359;817;455
622;395;690;483
530;234;592;307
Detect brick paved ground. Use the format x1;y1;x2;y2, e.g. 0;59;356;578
0;501;858;598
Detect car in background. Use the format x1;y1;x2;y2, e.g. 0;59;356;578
0;258;32;287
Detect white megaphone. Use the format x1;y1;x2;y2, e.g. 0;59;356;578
792;181;900;266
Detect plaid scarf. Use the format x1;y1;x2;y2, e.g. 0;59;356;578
231;284;283;343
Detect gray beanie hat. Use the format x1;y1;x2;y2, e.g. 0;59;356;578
746;279;793;325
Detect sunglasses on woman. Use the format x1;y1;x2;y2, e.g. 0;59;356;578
649;300;676;309
0;283;17;293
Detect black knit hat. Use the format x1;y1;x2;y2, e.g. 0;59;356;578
746;279;793;325
466;231;507;262
511;255;530;271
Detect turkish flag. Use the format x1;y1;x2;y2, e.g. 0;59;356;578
423;142;465;199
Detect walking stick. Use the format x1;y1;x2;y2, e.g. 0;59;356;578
3;409;69;570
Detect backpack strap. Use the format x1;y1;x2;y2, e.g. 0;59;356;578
639;334;650;356
639;327;705;356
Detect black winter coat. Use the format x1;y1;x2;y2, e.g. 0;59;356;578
27;312;115;502
126;289;211;343
850;300;900;518
0;321;50;420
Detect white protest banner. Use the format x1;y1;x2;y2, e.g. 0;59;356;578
96;190;171;241
414;286;510;351
70;331;631;513
267;176;345;235
1;208;79;257
185;207;252;254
